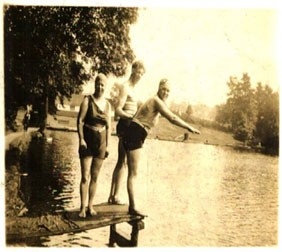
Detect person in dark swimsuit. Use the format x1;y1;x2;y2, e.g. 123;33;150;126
123;78;200;216
108;61;145;205
77;73;111;217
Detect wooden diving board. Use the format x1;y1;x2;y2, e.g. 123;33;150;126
6;203;146;247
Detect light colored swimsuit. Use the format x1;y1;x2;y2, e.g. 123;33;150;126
116;88;138;137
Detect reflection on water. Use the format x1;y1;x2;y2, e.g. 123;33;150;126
20;131;80;215
20;131;278;247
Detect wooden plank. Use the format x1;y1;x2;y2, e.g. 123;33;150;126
6;203;146;242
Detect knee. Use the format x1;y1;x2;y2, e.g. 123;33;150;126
90;175;98;183
91;168;101;182
116;161;126;170
81;175;89;184
129;169;138;178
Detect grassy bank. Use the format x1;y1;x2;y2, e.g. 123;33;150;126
149;117;241;146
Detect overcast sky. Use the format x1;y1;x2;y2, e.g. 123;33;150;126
2;1;281;107
128;7;280;107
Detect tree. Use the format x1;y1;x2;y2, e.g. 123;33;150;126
215;103;231;128
216;74;279;154
4;6;139;130
185;104;193;118
254;83;279;153
226;73;257;141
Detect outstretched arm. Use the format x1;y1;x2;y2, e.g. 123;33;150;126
155;97;200;134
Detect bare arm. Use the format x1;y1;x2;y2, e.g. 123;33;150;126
137;100;143;109
115;84;133;119
77;96;89;146
154;97;200;134
105;100;112;148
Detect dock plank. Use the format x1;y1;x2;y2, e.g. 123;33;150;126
6;203;145;243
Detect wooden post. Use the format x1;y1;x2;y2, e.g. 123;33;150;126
108;219;145;247
129;220;145;247
109;224;117;247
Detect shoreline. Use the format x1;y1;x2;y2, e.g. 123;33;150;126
5;128;49;246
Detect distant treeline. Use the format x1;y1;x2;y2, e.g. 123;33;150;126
172;73;279;155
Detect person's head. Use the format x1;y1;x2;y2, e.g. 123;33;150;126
130;60;145;84
157;78;170;101
94;73;107;97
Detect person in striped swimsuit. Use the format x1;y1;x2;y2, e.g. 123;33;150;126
108;61;145;205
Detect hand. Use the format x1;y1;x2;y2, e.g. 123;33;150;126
78;140;88;155
188;127;200;134
193;129;201;134
105;149;109;158
79;139;87;149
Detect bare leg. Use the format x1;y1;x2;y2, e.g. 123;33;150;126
79;156;92;218
126;148;142;211
88;157;104;216
108;138;126;203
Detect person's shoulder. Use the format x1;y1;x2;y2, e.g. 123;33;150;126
152;95;162;104
114;81;126;93
84;94;92;101
114;81;122;88
119;82;132;97
105;99;111;107
117;80;129;88
142;95;159;108
81;95;91;105
151;95;167;108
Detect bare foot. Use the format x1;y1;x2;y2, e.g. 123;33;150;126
78;208;86;218
108;196;123;205
88;206;97;216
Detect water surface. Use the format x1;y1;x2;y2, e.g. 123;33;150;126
20;130;278;247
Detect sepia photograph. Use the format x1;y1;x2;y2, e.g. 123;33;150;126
1;0;280;249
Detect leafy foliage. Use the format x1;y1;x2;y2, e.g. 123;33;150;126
226;73;256;141
254;83;279;153
185;104;193;118
4;6;139;129
215;103;231;128
215;73;279;154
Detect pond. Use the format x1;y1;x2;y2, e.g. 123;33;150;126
17;130;278;247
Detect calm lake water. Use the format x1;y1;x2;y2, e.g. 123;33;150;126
18;130;278;247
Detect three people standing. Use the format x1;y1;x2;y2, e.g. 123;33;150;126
77;63;200;218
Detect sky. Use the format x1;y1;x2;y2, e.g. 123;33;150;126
1;1;280;108
127;8;280;107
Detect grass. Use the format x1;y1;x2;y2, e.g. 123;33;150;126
149;117;241;146
10;109;241;147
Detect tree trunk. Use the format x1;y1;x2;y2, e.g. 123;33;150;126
38;80;49;135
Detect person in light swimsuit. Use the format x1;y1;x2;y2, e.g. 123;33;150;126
77;73;111;218
108;61;145;205
123;78;200;216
